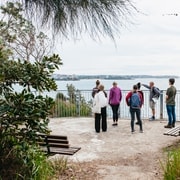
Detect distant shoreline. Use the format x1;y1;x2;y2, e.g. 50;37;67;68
52;74;179;81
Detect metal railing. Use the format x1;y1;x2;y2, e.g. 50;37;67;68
45;90;180;121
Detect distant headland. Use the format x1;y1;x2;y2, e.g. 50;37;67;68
52;74;179;81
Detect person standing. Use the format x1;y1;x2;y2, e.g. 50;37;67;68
164;78;176;128
93;84;108;133
92;80;100;98
135;82;144;125
109;82;122;126
141;81;160;120
126;85;143;133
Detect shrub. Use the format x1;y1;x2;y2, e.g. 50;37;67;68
0;142;54;179
52;89;91;117
161;144;180;180
0;2;62;179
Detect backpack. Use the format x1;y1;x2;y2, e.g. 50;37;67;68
130;92;141;108
153;87;161;99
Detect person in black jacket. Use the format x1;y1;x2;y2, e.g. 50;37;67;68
92;80;100;98
135;82;144;125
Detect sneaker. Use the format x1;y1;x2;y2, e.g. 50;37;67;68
164;124;172;128
139;130;143;133
112;123;117;126
131;130;135;134
149;116;155;121
172;124;175;128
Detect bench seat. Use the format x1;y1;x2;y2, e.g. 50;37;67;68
37;134;81;155
163;126;180;137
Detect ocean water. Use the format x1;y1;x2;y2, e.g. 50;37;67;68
56;77;180;91
13;77;179;92
13;77;180;120
54;77;180;120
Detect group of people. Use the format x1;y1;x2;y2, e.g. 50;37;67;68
92;78;177;133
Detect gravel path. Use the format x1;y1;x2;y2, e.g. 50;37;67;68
48;117;180;180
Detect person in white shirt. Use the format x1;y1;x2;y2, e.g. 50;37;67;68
93;84;108;133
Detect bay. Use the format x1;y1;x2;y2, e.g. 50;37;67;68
55;77;180;91
12;77;180;120
54;77;180;120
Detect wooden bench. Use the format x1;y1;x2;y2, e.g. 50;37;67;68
163;126;180;137
37;134;81;155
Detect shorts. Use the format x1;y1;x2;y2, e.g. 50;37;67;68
150;100;155;109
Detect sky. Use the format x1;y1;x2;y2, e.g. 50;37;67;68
53;0;180;76
1;0;179;76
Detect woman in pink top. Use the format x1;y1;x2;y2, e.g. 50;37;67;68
109;82;122;126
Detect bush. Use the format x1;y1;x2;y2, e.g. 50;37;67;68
0;142;54;179
162;150;180;180
51;91;91;117
52;99;77;117
0;2;62;179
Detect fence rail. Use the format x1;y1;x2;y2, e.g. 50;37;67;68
45;89;180;121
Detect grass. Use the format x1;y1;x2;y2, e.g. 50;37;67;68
161;140;180;180
48;157;98;180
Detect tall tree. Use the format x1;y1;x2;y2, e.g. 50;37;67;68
0;3;62;178
0;2;54;62
23;0;138;40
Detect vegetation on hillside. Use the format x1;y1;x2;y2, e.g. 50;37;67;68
51;84;91;117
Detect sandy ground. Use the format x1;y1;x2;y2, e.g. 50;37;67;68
48;117;180;180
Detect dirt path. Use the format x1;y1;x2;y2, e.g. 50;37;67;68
48;117;179;180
